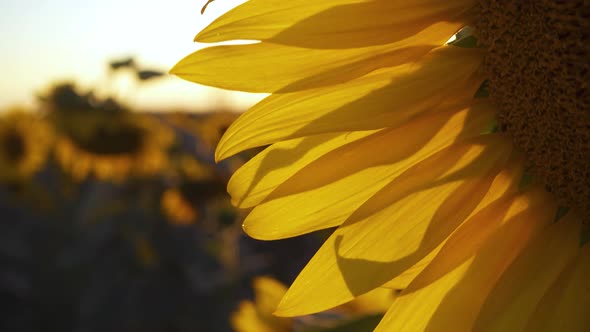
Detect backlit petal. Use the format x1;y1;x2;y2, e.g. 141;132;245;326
240;105;495;239
525;238;590;332
474;213;582;332
173;22;461;93
383;154;525;289
374;188;557;332
275;135;512;315
229;130;379;209
196;0;474;48
216;46;484;160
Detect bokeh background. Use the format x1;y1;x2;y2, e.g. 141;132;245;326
0;1;392;331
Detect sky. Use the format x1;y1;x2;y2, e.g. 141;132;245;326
0;0;265;112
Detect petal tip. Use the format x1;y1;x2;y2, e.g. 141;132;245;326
242;218;279;241
213;148;224;163
241;221;261;239
215;127;245;161
273;292;317;317
193;32;205;43
273;299;298;317
214;142;232;162
272;308;291;318
168;63;180;75
241;220;262;240
168;59;188;76
194;27;218;43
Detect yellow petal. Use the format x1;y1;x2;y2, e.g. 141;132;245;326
253;277;288;314
383;248;439;290
474;213;582;332
229;130;378;208
337;287;399;315
240;104;495;239
231;301;284;332
525;238;590;332
196;0;474;48
173;22;463;93
383;154;525;289
374;187;557;332
275;135;512;316
216;46;484;160
232;277;292;332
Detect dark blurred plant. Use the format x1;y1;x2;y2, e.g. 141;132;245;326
0;67;328;331
137;69;165;81
109;57;136;71
40;83;126;114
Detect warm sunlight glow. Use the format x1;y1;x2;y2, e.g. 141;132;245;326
0;0;265;111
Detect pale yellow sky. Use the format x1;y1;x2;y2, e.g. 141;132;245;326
0;0;265;112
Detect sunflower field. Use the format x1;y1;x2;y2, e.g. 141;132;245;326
1;82;382;332
3;0;590;331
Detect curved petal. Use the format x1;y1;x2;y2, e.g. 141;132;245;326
473;213;582;332
524;240;590;332
374;188;558;332
173;22;460;93
231;301;288;332
274;135;512;316
196;0;474;49
240;105;496;239
252;277;289;324
383;154;525;289
216;46;485;160
229;130;379;208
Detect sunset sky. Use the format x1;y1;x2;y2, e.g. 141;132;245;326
1;0;265;112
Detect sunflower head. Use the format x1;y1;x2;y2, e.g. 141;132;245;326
0;110;53;183
175;1;590;331
475;0;590;221
54;111;174;182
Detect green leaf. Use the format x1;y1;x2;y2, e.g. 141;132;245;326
474;80;490;98
450;35;479;48
554;206;570;223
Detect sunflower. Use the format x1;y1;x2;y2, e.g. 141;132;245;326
232;276;396;332
172;1;590;331
161;187;199;225
0;111;52;183
53;111;174;182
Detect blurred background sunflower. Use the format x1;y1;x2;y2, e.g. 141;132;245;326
173;1;590;331
0;1;365;329
231;276;396;332
54;112;174;182
0;110;52;184
43;83;175;182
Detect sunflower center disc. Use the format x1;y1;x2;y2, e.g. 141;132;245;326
476;0;590;220
3;130;26;163
75;124;145;156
